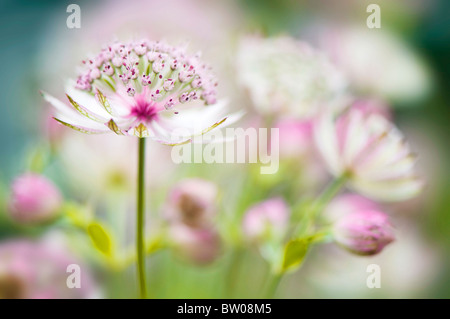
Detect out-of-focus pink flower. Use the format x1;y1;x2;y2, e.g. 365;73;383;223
237;36;348;119
42;39;240;144
333;210;395;256
274;119;313;159
314;106;423;201
242;198;290;242
164;178;218;228
8;174;62;224
0;239;98;299
325;193;380;222
169;224;221;265
351;99;391;120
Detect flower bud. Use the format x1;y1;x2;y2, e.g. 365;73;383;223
8;174;62;224
333;210;395;256
169;225;221;265
164;178;218;228
242;198;290;242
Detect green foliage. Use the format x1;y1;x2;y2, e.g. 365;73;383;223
87;223;113;256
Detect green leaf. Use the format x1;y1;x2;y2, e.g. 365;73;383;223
87;223;113;256
281;238;309;273
63;202;89;228
28;146;48;173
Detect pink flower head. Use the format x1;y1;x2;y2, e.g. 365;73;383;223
42;39;240;144
242;198;290;242
0;239;97;299
274;118;314;159
169;224;221;265
351;99;391;120
8;174;62;224
333;210;395;256
315;106;423;201
164;178;218;228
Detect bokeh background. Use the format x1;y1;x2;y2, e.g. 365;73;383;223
0;0;449;298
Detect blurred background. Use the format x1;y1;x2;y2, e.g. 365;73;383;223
0;0;449;298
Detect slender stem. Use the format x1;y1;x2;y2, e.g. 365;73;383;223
225;248;244;298
312;174;348;218
265;273;282;299
268;175;347;299
294;174;348;237
137;137;147;299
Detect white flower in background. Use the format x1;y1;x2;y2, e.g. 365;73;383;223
42;39;240;144
58;133;175;194
315;106;423;201
316;26;431;104
237;36;348;119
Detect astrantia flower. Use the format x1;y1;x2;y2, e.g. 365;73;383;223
42;39;237;144
333;210;395;256
237;36;347;119
315;107;423;201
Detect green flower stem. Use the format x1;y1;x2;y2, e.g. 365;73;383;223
225;247;244;298
312;174;348;218
137;137;147;299
266;175;348;299
295;174;348;237
265;273;282;299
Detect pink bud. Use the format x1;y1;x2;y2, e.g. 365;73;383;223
8;174;62;224
333;210;395;256
242;198;290;242
169;225;221;265
164;178;218;228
